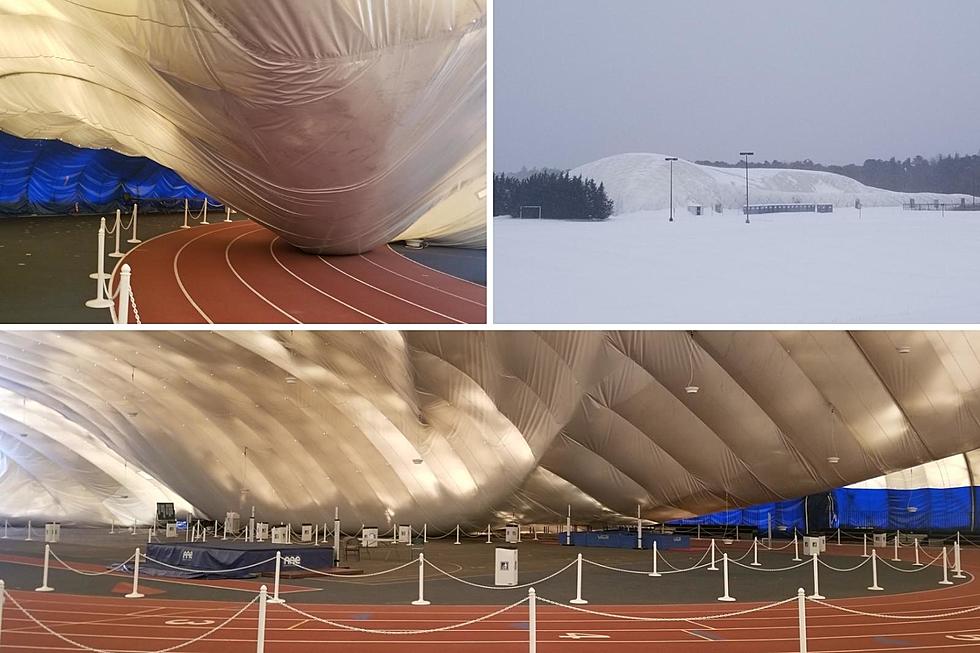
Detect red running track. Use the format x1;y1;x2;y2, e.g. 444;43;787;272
2;553;980;652
110;222;486;324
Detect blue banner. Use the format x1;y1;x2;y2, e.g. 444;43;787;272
0;132;211;215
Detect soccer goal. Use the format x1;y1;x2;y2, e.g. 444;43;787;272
519;205;542;219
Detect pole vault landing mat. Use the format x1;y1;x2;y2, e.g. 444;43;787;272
111;221;486;324
141;540;334;579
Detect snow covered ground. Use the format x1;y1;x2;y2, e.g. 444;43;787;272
494;207;980;324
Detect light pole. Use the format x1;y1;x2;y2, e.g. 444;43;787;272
665;157;678;222
740;151;754;224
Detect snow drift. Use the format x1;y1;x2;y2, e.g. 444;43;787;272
572;153;970;214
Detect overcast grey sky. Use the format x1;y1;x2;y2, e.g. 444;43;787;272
494;0;980;172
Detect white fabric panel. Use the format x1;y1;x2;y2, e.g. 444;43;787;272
1;331;980;527
0;1;487;254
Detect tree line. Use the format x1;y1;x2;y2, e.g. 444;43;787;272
493;171;614;220
696;152;980;196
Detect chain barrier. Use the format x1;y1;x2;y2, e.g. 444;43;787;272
806;596;980;620
817;556;872;573
292;558;417;579
48;549;136;577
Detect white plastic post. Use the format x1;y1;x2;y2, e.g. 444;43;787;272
648;540;660;577
861;533;870;557
767;513;772;549
225;205;232;222
697;524;701;540
25;521;32;541
570;553;587;604
565;505;572;545
181;199;190;229
214;521;218;538
36;544;53;592
750;537;761;566
268;551;286;603
954;541;965;579
892;533;900;562
486;524;492;544
709;538;718;570
333;507;341;566
940;547;953;585
313;524;319;546
736;524;740;540
109;209;124;258
868;550;883;591
797;588;807;653
836;527;841;546
256;585;267;653
0;579;5;649
147;526;152;544
2;520;6;539
127;204;141;244
125;548;145;598
533;525;538;541
792;533;801;562
636;504;642;550
116;264;132;324
528;587;537;653
85;220;113;309
913;538;922;566
718;553;735;601
454;524;461;545
808;553;824;599
423;523;428;544
411;553;430;606
201;199;209;225
111;520;115;535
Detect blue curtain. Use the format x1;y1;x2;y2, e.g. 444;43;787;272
668;498;806;532
832;487;974;531
0;132;211;215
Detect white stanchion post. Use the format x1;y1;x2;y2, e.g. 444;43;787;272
892;533;900;562
256;585;267;653
718;553;735;601
954;541;965;579
0;579;5;649
836;527;841;547
313;524;319;546
913;538;922;566
648;540;660;577
940;547;953;585
697;524;701;540
214;521;218;538
454;524;461;545
225;205;232;223
797;587;807;653
85;220;113;309
570;553;587;604
333;507;341;566
411;553;430;606
861;533;869;557
181;199;190;229
709;538;718;570
147;526;152;544
533;525;538;541
126;548;145;598
109;209;124;258
89;216;110;280
2;520;6;539
636;504;642;550
868;550;883;591
486;524;492;544
127;204;141;244
201;199;209;225
25;521;32;542
111;521;115;535
269;551;286;603
808;553;824;599
423;523;427;544
793;533;801;562
116;264;132;324
767;513;772;549
36;544;53;592
565;505;572;546
528;587;537;653
751;537;761;566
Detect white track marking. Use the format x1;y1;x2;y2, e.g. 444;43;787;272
358;254;485;307
221;226;301;323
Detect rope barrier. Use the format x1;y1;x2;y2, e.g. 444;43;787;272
141;553;277;574
535;594;796;622
48;549;135;577
292;558;417;579
424;557;576;590
279;596;529;635
806;597;980;620
2;587;256;653
817;556;872;573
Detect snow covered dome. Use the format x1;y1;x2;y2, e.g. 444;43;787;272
0;0;487;254
4;330;980;528
572;153;967;215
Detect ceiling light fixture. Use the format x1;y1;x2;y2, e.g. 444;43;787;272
897;346;911;354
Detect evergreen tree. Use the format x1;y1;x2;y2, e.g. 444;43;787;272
492;171;614;220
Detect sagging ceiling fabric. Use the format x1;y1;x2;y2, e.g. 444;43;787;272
0;1;487;254
3;330;980;528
